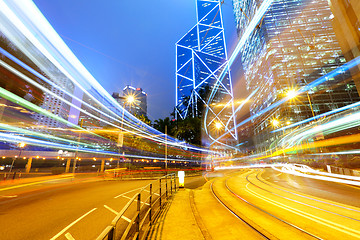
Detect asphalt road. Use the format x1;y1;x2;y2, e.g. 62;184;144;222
0;177;154;240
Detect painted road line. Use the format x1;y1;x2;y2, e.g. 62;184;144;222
144;189;160;196
0;176;74;192
122;215;131;223
104;205;118;215
103;205;131;222
122;195;150;206
50;208;97;240
64;232;75;240
1;195;17;198
114;187;143;199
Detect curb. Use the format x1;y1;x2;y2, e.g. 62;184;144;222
189;190;212;240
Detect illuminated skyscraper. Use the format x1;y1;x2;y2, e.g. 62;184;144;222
176;0;237;144
328;0;360;94
232;0;360;152
114;85;147;117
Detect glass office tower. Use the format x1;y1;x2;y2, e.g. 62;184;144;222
176;0;238;146
232;0;360;152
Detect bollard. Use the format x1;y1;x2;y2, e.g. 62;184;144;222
178;171;185;188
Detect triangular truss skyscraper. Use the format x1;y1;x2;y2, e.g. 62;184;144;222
175;0;237;144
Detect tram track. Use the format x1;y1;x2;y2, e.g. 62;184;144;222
210;178;271;240
250;171;360;221
209;170;324;239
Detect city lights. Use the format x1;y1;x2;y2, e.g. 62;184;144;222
271;119;280;127
286;89;298;100
215;122;222;130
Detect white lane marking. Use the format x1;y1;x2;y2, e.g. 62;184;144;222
50;208;97;240
65;232;75;240
144;189;159;196
104;205;118;215
103;205;131;222
1;195;17;198
121;215;131;223
122;195;150;206
275;173;282;177
114;187;143;199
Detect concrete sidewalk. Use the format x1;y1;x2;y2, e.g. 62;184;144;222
148;188;207;240
148;180;261;240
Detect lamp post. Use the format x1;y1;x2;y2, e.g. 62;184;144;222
73;118;84;174
58;150;68;166
165;125;167;171
271;119;288;159
9;142;26;173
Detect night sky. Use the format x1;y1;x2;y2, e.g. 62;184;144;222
32;0;242;121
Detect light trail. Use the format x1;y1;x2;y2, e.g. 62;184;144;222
0;0;218;157
213;55;360;145
272;164;360;186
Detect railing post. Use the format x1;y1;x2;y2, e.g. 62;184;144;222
170;177;173;194
174;175;177;191
159;178;162;208
166;177;168;198
109;226;114;240
149;184;152;224
136;193;140;240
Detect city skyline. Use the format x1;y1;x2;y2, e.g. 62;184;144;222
32;0;239;121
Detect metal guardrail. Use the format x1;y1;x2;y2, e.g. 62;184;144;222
97;173;178;240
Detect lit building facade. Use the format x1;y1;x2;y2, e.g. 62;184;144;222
119;85;147;117
176;0;237;145
232;0;360;152
328;0;360;95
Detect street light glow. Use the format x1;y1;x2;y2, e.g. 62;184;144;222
272;119;280;127
19;142;26;148
215;122;222;130
286;89;298;99
126;95;135;104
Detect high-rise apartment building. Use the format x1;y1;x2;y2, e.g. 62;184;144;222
232;0;360;152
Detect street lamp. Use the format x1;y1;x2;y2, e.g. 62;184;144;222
9;142;26;173
286;89;298;100
215;121;222;130
58;150;68;165
271;119;280;127
125;94;136;114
